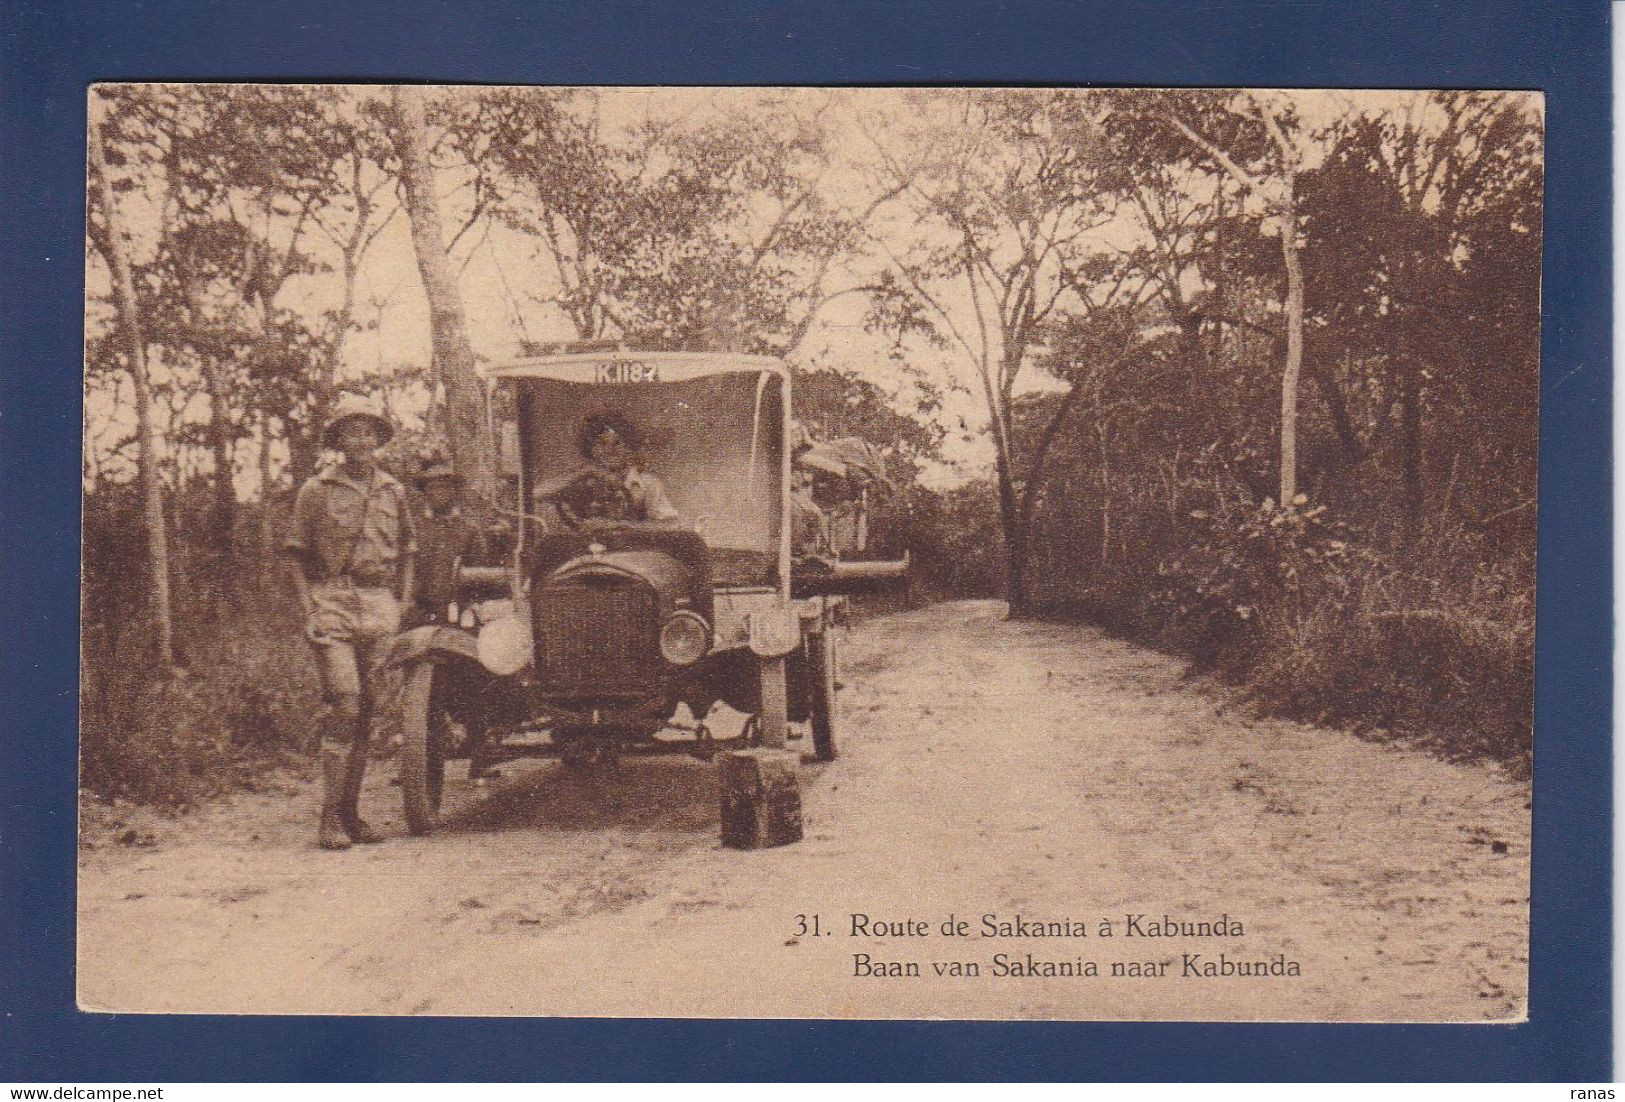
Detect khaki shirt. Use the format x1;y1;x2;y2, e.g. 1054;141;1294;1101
623;469;680;524
286;466;416;584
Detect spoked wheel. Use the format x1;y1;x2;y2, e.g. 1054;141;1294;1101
400;661;449;835
807;630;838;762
757;655;789;750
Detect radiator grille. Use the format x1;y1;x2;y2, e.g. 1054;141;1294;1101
534;576;659;693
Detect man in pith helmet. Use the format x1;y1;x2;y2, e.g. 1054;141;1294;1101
284;393;416;850
410;455;505;781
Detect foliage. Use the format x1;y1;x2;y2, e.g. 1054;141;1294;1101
792;365;945;468
81;87;1543;807
1151;496;1373;666
90;84;402;497
466;88;894;355
870;481;1006;601
863;89;1132;610
81;605;321;807
81;482;324;805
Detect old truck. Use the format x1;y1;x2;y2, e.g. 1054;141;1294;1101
384;348;905;846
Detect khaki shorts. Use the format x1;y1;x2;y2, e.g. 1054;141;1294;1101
306;581;401;700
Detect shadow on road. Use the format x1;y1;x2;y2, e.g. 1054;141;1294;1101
438;756;721;836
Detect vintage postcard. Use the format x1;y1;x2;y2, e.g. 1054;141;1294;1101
78;84;1538;1021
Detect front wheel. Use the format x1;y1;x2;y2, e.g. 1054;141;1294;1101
400;661;448;835
807;630;838;762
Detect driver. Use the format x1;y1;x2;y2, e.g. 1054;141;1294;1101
541;412;681;529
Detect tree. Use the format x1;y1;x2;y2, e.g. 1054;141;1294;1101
467;88;903;357
1301;92;1543;538
1108;129;1349;504
866;89;1124;613
88;85;405;563
268;89;403;488
793;364;944;470
390;85;494;506
87;99;175;669
1132;90;1310;508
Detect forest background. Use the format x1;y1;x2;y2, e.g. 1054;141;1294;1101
81;85;1542;806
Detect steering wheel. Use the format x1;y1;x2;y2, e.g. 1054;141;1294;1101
556;470;635;528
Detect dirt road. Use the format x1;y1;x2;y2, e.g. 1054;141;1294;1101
78;600;1528;1020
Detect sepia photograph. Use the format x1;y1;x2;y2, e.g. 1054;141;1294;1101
77;84;1541;1022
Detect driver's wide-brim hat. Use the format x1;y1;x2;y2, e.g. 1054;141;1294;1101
322;393;395;448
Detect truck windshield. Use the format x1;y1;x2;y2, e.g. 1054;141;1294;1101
515;370;785;573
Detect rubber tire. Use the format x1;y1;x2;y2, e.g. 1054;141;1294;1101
758;655;789;750
400;662;447;836
808;631;838;762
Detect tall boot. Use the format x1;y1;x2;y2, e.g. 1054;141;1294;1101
340;743;386;844
317;749;352;851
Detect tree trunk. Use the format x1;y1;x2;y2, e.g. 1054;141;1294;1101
257;412;277;565
203;362;235;563
290;248;362;489
286;420;323;490
89;116;176;670
391;85;494;507
1098;429;1112;569
1312;348;1364;466
1004;520;1029;614
1398;354;1424;540
993;445;1028;616
1278;200;1304;507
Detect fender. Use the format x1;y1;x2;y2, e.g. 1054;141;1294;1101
381;624;482;669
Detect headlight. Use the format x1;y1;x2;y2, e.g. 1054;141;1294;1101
747;607;801;657
476;615;533;676
659;611;711;666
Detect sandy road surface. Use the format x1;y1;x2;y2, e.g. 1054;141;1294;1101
78;600;1528;1020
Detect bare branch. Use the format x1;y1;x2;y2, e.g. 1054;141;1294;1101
1158;112;1270;197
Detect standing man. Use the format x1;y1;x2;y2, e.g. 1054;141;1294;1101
285;394;415;850
411;456;503;782
411;456;489;627
791;464;832;559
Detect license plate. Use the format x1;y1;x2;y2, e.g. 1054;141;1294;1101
594;360;660;384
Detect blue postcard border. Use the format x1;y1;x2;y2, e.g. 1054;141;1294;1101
0;0;1609;1082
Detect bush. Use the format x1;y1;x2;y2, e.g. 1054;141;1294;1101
871;481;1005;602
80;560;325;808
1087;491;1532;772
1150;497;1371;670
